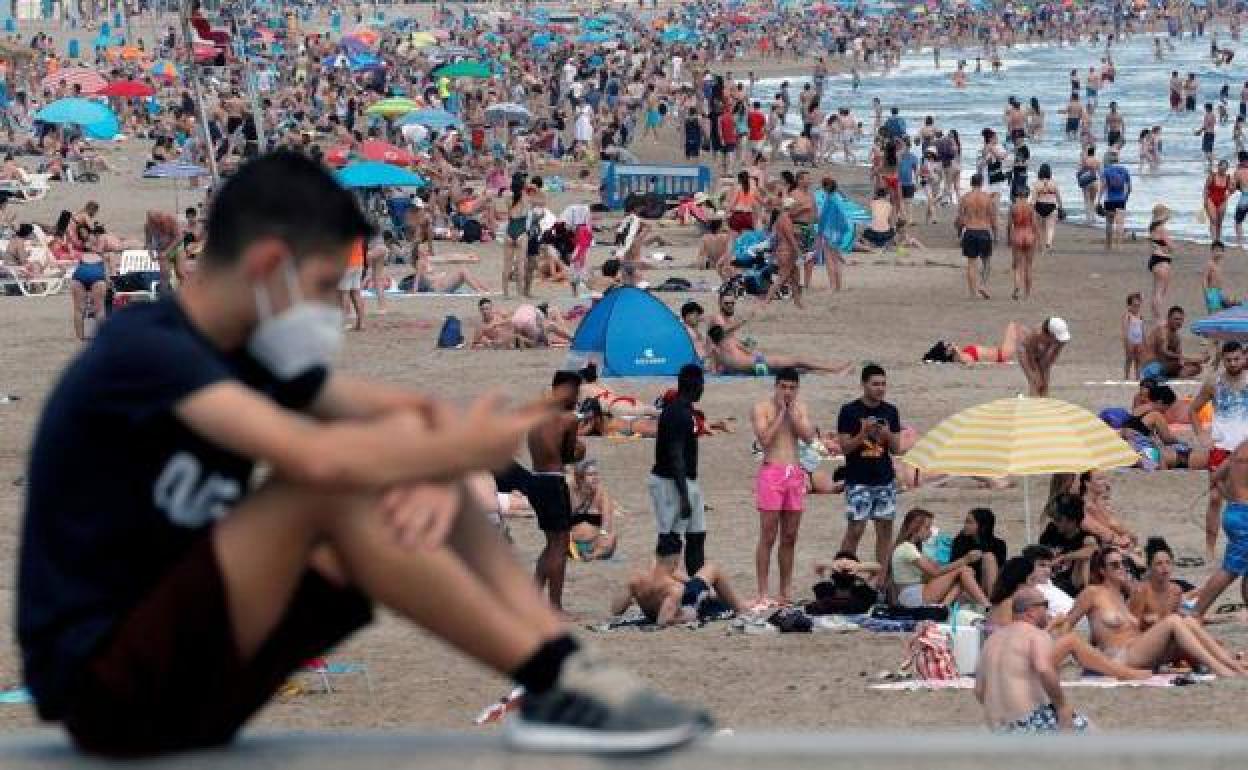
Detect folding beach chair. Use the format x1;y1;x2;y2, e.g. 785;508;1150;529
0;172;51;202
112;249;160;305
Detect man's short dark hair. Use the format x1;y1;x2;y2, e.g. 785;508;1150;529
1021;545;1054;562
478;297;492;308
681;301;704;318
970;172;984;187
601;258;621;277
677;364;704;396
202;151;373;268
1051;493;1085;524
861;363;885;383
1168;305;1185;316
1224;341;1244;355
774;367;800;384
707;324;725;345
1149;384;1177;405
552;370;583;389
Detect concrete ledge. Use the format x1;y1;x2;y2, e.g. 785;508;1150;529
3;729;1248;769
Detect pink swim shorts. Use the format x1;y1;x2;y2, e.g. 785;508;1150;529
755;463;806;512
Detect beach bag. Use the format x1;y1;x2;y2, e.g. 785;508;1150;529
436;315;464;349
1076;168;1097;188
906;621;959;680
767;607;813;633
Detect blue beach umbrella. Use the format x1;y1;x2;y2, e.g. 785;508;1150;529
1193;305;1248;340
400;107;461;130
336;161;427;189
576;31;613;44
36;97;119;139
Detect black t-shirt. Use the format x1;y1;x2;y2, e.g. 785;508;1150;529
950;533;1008;583
652;397;698;481
1039;522;1093;595
836;399;901;486
18;298;327;719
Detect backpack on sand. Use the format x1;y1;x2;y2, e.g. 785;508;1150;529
436;316;465;349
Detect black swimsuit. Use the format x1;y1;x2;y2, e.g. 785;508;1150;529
1148;223;1171;272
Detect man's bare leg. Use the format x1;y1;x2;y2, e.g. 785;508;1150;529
777;510;802;603
1208;489;1224;563
537;529;571;611
214;479;557;671
966;256;981;298
697;563;746;613
755;509;780;599
873;518;894;584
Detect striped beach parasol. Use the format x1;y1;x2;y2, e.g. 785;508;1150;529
42;67;107;95
903;396;1138;541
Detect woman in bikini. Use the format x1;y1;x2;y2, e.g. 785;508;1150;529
567;459;618;561
500;181;528;298
1204;158;1233;242
1148;203;1174;321
1060;546;1245;677
1007;187;1037;300
407;246;491;295
987;556;1150;680
1076;145;1101;223
577;361;658;419
1031;163;1063;252
921;321;1025;365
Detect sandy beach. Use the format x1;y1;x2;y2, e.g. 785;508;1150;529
4;8;1248;737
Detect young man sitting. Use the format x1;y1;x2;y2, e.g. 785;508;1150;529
17;152;708;758
706;324;852;376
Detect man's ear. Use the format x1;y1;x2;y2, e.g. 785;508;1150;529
237;236;288;281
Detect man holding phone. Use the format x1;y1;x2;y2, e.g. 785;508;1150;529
837;364;902;582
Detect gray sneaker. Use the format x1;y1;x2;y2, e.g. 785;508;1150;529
504;651;712;753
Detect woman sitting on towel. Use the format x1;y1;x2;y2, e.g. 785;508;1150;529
890;508;992;609
405;247;492;295
987;556;1151;680
1118;384;1209;471
1059;546;1246;677
921;321;1024;365
567;459;619;561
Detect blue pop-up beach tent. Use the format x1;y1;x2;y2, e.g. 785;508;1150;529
567;287;699;377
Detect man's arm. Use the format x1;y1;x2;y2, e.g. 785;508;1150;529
311;373;442;423
752;402;788;449
177;383;548;488
654;588;684;627
610;579;636;616
1029;633;1072;728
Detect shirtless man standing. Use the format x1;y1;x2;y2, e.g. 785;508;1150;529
527;370;584;611
1194;425;1248;617
1190;342;1248;562
751;369;817;604
706;325;850;376
766;198;803;308
1061;93;1086;140
697;216;732;277
1005;98;1027;146
1018;317;1071;396
1140;306;1205;382
975;587;1090;733
1232;152;1248;247
957;173;996;300
612;545;745;627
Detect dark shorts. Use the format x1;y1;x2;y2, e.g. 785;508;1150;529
1065;117;1079;133
901;184;916;199
1103;199;1126;212
528;472;572;532
1009;128;1026;142
1107;130;1122;146
961;228;993;259
72;261;107;290
1202;132;1215;153
63;534;372;757
681;576;711;608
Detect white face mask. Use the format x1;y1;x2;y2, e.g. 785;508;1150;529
248;263;344;381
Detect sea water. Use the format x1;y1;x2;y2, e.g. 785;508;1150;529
754;32;1246;243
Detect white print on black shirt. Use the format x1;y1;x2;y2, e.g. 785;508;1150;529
152;452;242;528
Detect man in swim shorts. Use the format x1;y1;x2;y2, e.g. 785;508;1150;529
957;173;996;300
612;540;745;627
1191;342;1248;563
751;368;816;604
1140;306;1203;383
1195;434;1248;618
526;370;584;612
836;364;902;582
976;588;1089;733
706;324;850;376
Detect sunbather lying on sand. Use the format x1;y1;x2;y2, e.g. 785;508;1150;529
922;321;1025;365
706;324;852;376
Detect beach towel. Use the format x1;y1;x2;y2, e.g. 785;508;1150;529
870;674;1214;691
361;288;499;299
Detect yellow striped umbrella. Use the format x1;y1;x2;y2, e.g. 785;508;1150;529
903;396;1138;541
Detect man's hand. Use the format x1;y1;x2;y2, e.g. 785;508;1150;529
679;497;693;520
453;389;568;471
383;482;462;550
